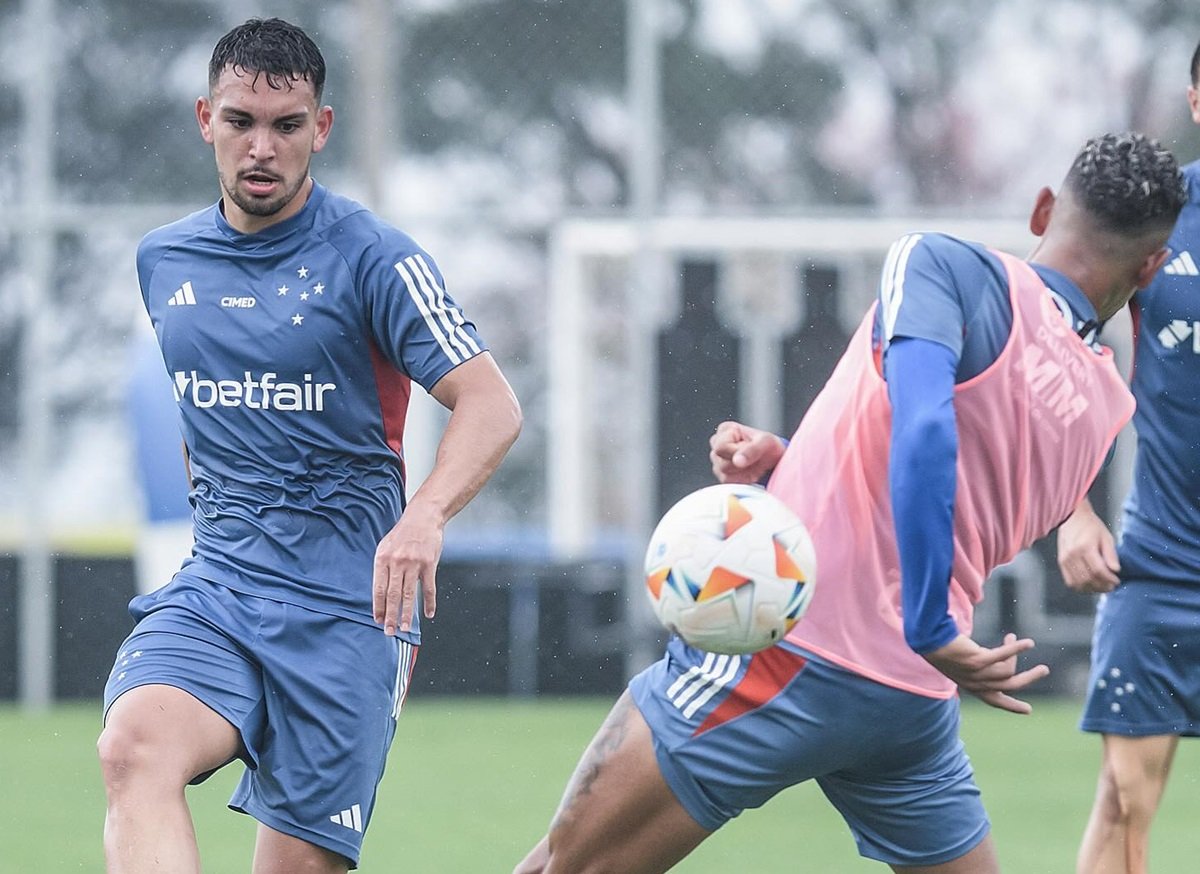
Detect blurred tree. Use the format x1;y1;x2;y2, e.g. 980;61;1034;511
5;0;1200;212
399;0;844;212
54;0;225;204
1086;0;1200;158
803;0;1200;209
50;0;363;205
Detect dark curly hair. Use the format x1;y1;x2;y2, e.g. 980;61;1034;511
1064;132;1186;236
209;18;326;99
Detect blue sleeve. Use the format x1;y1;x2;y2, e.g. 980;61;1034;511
878;234;968;356
350;225;487;391
884;336;960;654
878;233;1013;383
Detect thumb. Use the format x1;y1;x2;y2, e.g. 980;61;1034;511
731;440;761;468
1101;537;1121;573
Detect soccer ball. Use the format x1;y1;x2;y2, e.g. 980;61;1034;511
644;483;817;655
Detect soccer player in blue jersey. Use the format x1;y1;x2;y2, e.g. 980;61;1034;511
96;18;521;873
1056;41;1200;874
514;134;1185;874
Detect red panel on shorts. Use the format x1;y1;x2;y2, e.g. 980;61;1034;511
693;646;808;736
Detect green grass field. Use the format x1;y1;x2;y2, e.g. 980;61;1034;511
5;697;1200;872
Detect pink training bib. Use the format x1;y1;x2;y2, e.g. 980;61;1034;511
772;251;1134;697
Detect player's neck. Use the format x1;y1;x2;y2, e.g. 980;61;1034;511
223;176;314;235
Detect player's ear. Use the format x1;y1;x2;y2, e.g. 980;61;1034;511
1135;246;1172;289
196;96;215;144
1029;187;1055;237
1189;85;1200;125
312;105;334;153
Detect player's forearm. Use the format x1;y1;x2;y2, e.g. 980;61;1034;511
407;383;522;524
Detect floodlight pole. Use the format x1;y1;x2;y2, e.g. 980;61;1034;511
17;0;58;711
624;0;664;676
353;0;397;211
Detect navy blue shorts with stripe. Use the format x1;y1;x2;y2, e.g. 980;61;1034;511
630;637;989;867
103;573;417;868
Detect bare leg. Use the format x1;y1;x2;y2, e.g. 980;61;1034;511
253;824;349;874
889;833;998;873
1077;734;1177;874
98;684;241;873
513;691;711;874
516;837;551;874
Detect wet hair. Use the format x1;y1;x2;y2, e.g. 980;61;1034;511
1192;37;1200;87
1063;132;1186;237
209;18;326;99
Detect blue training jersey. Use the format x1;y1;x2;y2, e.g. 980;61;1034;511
1119;160;1200;582
136;181;485;640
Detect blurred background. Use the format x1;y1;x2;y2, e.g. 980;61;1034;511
4;0;1200;711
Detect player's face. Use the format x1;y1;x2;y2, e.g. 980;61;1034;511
196;66;333;234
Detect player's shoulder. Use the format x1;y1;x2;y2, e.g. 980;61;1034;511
1154;161;1200;254
136;204;220;277
1181;158;1200;188
311;187;429;265
1173;159;1200;215
907;230;989;259
892;231;1002;280
138;204;218;256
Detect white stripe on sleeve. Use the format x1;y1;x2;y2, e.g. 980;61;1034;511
880;233;923;341
395;258;462;365
401;254;480;362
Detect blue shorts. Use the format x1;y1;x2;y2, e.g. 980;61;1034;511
102;574;417;867
630;637;989;867
1080;578;1200;737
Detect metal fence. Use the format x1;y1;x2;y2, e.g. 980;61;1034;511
2;0;1190;706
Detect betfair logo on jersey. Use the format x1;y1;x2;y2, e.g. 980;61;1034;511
173;371;336;411
1157;320;1200;352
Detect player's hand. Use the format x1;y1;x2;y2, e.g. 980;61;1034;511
709;421;786;484
1056;500;1120;594
373;502;444;636
921;633;1049;715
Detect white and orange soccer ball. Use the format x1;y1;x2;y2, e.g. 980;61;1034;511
644;483;817;655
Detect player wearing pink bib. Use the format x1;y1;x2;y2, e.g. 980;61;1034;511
515;133;1185;874
777;250;1134;699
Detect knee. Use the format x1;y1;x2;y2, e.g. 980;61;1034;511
97;720;167;794
1099;765;1154;824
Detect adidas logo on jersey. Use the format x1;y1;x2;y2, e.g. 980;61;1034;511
168;281;197;306
1157;319;1200;352
1164;251;1200;276
329;803;363;833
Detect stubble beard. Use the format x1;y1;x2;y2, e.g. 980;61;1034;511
220;165;310;219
